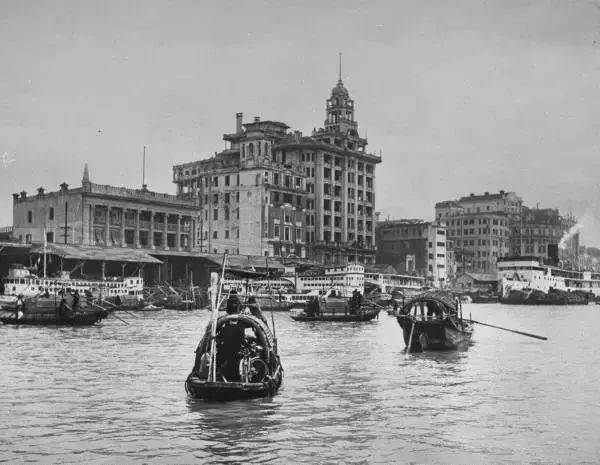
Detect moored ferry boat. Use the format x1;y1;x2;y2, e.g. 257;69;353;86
364;270;426;297
1;264;144;302
221;263;366;309
498;257;600;305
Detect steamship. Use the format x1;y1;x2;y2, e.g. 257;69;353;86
1;264;144;300
498;245;600;304
221;263;365;310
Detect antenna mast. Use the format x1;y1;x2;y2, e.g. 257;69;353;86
142;145;147;189
338;52;342;82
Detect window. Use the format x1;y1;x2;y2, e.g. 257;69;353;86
248;143;254;157
225;175;230;186
224;193;230;204
213;176;219;187
225;230;230;239
213;231;218;239
46;232;54;243
27;211;33;223
213;209;218;220
48;208;54;220
213;194;218;204
224;208;229;221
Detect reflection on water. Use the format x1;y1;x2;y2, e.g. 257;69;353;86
1;305;600;463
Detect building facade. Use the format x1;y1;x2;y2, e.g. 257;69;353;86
375;219;448;288
12;165;199;251
435;191;521;274
173;74;381;265
509;207;577;265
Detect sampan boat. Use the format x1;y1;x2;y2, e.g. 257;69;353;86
396;291;473;352
185;312;283;401
290;296;380;322
0;295;107;326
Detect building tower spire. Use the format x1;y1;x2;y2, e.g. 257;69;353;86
82;163;90;184
338;52;342;83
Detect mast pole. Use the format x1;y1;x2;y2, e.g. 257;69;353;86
208;253;228;382
142;145;146;188
43;224;47;279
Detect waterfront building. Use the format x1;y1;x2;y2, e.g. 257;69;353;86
12;165;199;252
375;219;448;288
435;191;521;274
173;71;381;265
509;206;577;266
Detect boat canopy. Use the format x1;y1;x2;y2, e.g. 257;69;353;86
400;291;458;315
196;313;275;354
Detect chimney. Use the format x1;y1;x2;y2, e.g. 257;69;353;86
469;193;474;197
60;182;69;192
548;244;559;266
254;116;260;122
20;190;27;199
484;191;489;196
500;189;505;194
37;187;45;196
236;112;243;134
12;193;19;201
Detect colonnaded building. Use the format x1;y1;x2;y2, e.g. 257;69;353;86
173;72;381;265
12;165;199;252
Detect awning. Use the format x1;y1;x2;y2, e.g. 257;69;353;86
30;243;162;264
202;253;285;272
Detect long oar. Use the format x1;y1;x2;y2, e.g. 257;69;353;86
90;301;129;325
100;298;137;318
471;320;547;341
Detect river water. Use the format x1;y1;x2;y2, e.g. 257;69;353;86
1;304;599;464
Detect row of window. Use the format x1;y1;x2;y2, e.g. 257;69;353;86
448;218;507;226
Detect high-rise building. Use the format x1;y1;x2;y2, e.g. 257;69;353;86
375;219;448;287
435;191;522;273
173;71;381;265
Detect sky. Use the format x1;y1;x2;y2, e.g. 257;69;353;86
1;0;600;245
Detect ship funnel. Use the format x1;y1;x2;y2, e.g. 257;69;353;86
547;244;559;266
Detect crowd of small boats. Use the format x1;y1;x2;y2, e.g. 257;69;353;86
0;254;560;403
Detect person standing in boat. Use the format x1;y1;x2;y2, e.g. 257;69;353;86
15;294;24;320
226;290;241;314
217;301;246;380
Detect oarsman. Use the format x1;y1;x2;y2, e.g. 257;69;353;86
226;290;241;314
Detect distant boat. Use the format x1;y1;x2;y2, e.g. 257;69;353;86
396;291;473;352
290;295;380;322
0;294;107;326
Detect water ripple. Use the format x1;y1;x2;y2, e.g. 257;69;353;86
1;305;600;463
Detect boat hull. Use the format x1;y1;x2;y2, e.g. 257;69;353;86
185;372;283;401
397;317;473;351
291;307;380;322
0;310;105;326
501;288;590;305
